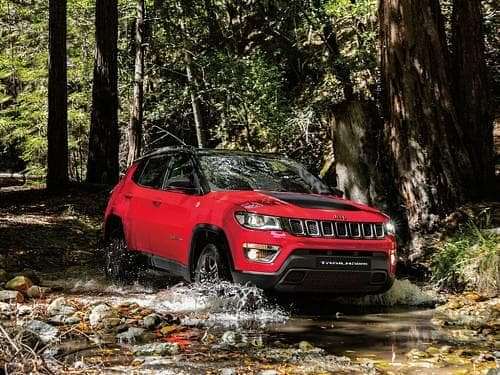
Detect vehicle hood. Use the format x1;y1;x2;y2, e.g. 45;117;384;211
211;190;388;222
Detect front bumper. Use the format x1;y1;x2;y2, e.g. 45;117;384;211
232;249;395;294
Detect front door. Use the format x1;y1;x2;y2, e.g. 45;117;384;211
150;153;201;265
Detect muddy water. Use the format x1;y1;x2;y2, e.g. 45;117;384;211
39;269;496;373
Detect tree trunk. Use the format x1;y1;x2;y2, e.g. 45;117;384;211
47;0;68;190
127;0;145;166
451;0;494;197
87;0;119;184
331;100;409;245
378;0;473;242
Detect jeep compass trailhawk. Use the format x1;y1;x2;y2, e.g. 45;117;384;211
103;147;396;294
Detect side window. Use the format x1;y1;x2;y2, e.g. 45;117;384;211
137;155;170;189
164;154;198;188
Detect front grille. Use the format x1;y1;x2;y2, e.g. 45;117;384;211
286;219;385;239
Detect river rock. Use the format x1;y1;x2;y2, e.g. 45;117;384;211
299;340;315;351
89;304;120;328
48;314;81;325
117;327;146;343
132;342;180;356
220;368;237;375
26;285;50;299
142;314;159;329
24;320;58;344
0;290;24;303
47;297;76;316
5;275;33;292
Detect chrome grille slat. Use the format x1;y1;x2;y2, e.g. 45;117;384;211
287;219;385;239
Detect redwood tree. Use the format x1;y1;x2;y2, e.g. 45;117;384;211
47;0;68;190
87;0;119;184
127;0;145;166
378;0;473;239
451;0;494;197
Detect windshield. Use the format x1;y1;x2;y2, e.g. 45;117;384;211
199;154;331;194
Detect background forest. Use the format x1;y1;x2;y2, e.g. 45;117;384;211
0;0;498;255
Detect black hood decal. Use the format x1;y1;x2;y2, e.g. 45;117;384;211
262;192;361;211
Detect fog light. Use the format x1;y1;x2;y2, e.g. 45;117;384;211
243;243;280;263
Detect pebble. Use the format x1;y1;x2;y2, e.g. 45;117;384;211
47;297;76;316
89;304;120;328
220;368;237;375
26;285;50;299
258;371;279;375
117;327;146;344
299;340;315;351
142;314;159;329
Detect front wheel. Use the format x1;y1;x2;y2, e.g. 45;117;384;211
104;230;138;284
194;244;232;283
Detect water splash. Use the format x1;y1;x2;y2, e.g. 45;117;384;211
152;281;288;329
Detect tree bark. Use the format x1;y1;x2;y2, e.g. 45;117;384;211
451;0;494;197
331;100;410;245
378;0;473;239
87;0;119;184
127;0;145;166
47;0;68;190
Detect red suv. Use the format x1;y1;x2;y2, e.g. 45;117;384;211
103;147;396;294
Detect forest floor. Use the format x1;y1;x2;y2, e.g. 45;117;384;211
0;186;499;374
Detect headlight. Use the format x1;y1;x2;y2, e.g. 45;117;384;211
235;212;282;230
385;221;396;236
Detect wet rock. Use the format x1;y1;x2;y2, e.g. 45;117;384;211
0;290;24;303
221;330;241;346
14;270;40;285
117;327;146;344
132;342;180;356
48;314;81;325
26;285;50;299
24;320;58;344
298;340;315;351
89;304;120;328
142;314;159;330
0;269;10;283
5;275;33;292
47;297;76;316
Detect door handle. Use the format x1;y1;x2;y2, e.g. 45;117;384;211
124;193;133;199
152;200;162;207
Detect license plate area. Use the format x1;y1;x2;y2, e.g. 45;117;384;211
316;256;371;270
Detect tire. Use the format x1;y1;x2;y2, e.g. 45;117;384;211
194;243;232;283
104;229;138;284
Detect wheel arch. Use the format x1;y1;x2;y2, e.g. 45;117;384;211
104;214;124;242
188;224;234;281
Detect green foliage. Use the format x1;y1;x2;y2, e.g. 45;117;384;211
431;214;500;295
0;0;497;178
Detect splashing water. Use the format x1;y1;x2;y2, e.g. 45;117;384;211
153;281;289;329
